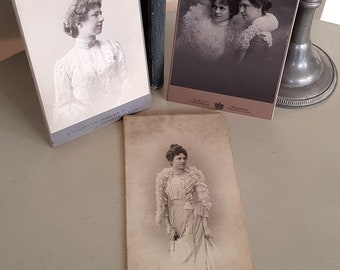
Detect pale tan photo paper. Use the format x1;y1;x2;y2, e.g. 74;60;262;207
123;113;254;270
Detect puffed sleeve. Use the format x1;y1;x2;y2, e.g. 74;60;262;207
109;40;128;82
191;167;211;217
53;58;88;121
54;59;72;110
155;169;169;226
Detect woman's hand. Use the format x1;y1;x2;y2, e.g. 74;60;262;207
166;225;180;240
204;227;213;239
203;217;213;239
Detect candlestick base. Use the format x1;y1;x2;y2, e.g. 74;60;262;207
277;44;337;108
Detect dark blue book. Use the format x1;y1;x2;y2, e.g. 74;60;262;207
140;0;166;89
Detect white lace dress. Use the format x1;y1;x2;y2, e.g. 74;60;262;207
156;166;215;270
53;37;128;126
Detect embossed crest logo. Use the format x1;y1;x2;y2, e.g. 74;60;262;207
215;102;224;110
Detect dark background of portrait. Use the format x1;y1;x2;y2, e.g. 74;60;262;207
171;0;300;104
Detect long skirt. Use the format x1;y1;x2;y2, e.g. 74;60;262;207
168;201;216;270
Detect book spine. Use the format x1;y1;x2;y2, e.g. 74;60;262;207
140;0;166;89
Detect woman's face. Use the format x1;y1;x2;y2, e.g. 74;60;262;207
239;0;262;23
211;2;230;23
78;6;104;38
172;153;187;171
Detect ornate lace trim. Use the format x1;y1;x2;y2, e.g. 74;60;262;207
155;166;211;225
237;13;279;51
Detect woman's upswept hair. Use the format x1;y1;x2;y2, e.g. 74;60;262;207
248;0;272;15
166;144;188;162
63;0;102;38
211;0;239;18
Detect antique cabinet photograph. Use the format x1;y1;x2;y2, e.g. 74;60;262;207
12;0;151;146
168;0;300;119
123;113;253;270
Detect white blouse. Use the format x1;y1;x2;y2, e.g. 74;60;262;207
53;37;128;125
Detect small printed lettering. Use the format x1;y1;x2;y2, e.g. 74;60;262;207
228;106;250;114
68;107;141;136
190;98;209;107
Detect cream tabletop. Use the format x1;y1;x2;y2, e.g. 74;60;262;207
0;11;339;270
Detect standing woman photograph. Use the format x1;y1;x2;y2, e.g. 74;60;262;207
53;0;128;125
123;114;256;270
155;144;216;270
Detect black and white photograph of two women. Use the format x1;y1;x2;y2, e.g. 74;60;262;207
170;0;299;104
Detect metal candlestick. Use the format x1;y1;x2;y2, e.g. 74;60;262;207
277;0;337;108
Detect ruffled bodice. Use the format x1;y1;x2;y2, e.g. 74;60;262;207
165;174;192;201
155;166;211;225
53;38;127;126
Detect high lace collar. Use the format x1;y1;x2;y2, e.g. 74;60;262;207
75;36;98;49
